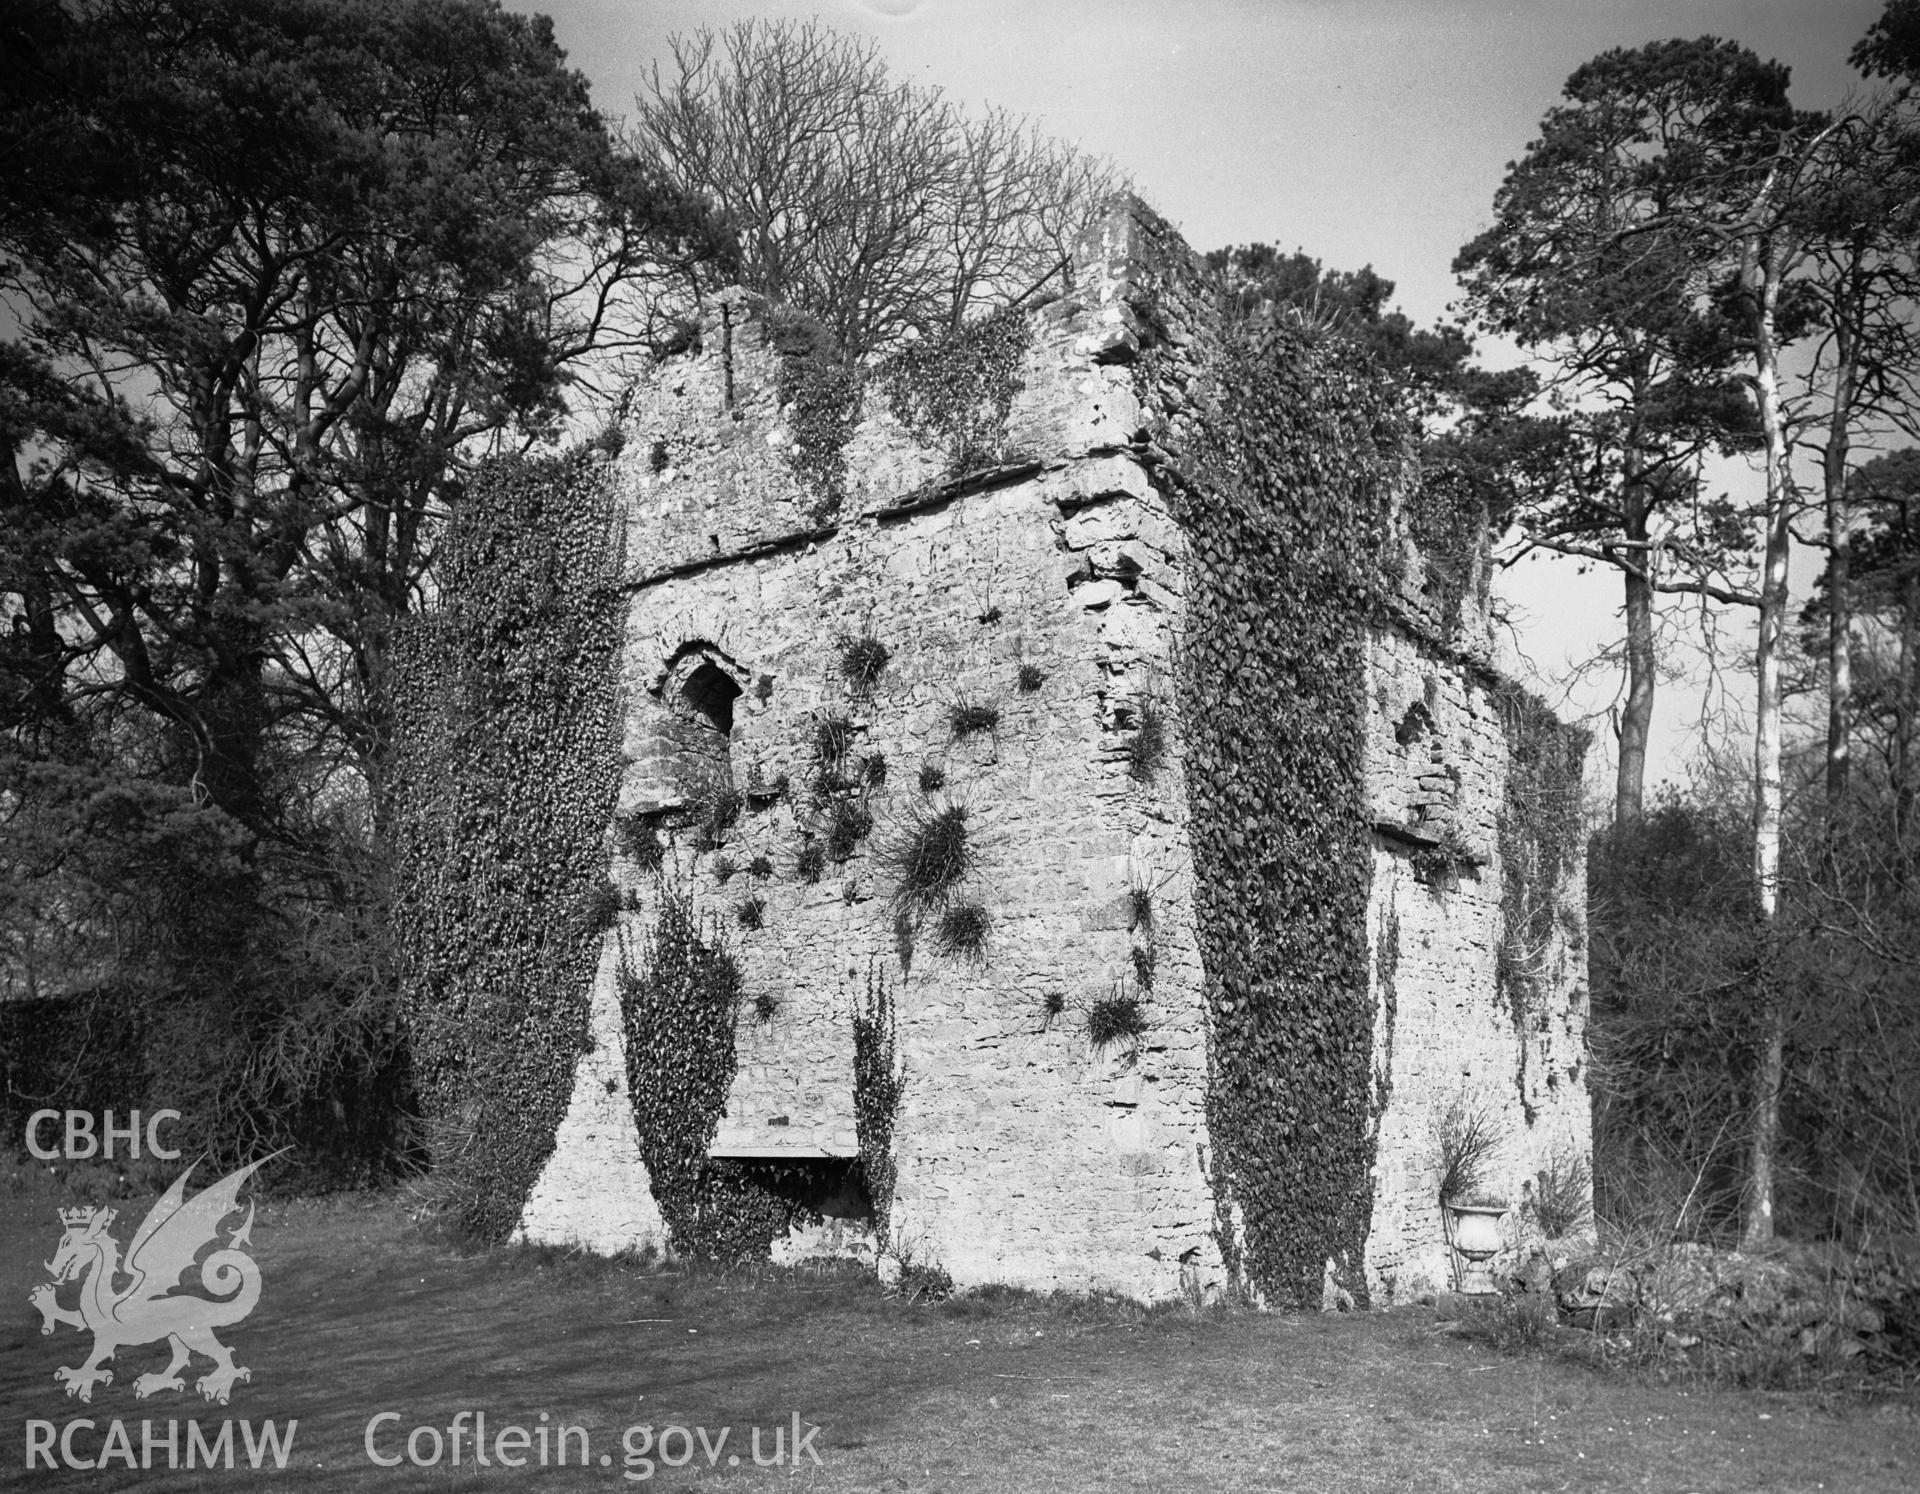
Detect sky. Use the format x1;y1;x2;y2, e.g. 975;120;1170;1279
515;0;1896;800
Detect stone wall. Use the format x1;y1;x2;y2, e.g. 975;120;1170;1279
516;196;1591;1303
1361;603;1592;1299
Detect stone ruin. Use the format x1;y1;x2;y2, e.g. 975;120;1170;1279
514;198;1592;1304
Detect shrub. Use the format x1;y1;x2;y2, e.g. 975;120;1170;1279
917;763;945;793
934;901;990;961
747;854;774;880
694;785;745;847
836;633;891;698
1436;1094;1504;1203
1042;989;1065;1023
1125;699;1167;782
813;714;856;770
617;811;665;872
1532;1145;1593;1237
711;855;737;885
826;800;874;861
1088;991;1147;1048
887;804;973;913
1128;883;1153;932
1130;941;1157;992
753;990;779;1023
861;752;888;787
583;878;623;934
795;840;825;883
1017;662;1045;693
736;896;766;931
949;701;999;739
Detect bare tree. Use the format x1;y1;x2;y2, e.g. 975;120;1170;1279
634;18;1121;358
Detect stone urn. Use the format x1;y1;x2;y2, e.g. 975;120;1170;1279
1447;1198;1508;1295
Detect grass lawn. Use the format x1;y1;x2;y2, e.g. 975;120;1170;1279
2;1176;1915;1492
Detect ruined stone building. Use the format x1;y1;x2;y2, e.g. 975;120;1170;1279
513;198;1591;1305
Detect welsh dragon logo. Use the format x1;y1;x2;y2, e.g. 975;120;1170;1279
29;1156;272;1405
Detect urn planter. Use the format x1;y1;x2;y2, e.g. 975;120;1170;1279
1447;1199;1508;1295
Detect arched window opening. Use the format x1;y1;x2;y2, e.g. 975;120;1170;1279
680;661;741;737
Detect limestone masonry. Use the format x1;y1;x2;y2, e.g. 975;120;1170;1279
516;199;1592;1304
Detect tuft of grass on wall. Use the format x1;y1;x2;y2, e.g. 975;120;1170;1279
885;804;974;915
836;633;891;699
949;701;1000;739
1125;699;1167;782
933;901;990;962
1088;990;1147;1049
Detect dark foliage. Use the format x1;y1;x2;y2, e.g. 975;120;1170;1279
949;702;1000;739
1087;991;1147;1048
933;902;991;961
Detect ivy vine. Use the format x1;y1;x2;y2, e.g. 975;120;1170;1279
1152;317;1407;1307
877;308;1032;475
1493;682;1588;1122
617;885;803;1263
386;451;626;1244
852;964;903;1247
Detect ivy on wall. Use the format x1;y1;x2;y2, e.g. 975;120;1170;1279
1493;682;1589;1122
877;308;1032;474
852;963;904;1246
617;885;802;1263
386;451;627;1244
1153;316;1409;1308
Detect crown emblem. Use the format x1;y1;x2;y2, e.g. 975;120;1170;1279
58;1206;110;1229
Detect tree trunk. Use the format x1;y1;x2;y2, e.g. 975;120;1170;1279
1899;571;1919;858
1822;328;1858;837
1742;278;1793;1250
1617;459;1656;825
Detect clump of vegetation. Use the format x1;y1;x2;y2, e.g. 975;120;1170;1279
836;632;891;698
887;804;974;914
826;800;875;861
893;908;915;973
949;701;1000;739
934;901;991;961
1125;699;1167;782
768;307;861;519
693;784;746;847
736;895;766;931
1017;662;1045;693
1088;990;1147;1049
1041;989;1066;1024
747;854;774;880
711;854;737;885
753;990;780;1024
1531;1145;1593;1237
1435;1095;1504;1203
1412;832;1479;893
977;604;1003;626
885;1244;956;1304
583;878;622;935
1128;883;1154;932
861;752;888;787
795;840;826;884
813;713;856;770
616;811;665;873
877;306;1032;475
918;763;946;793
1130;941;1157;992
